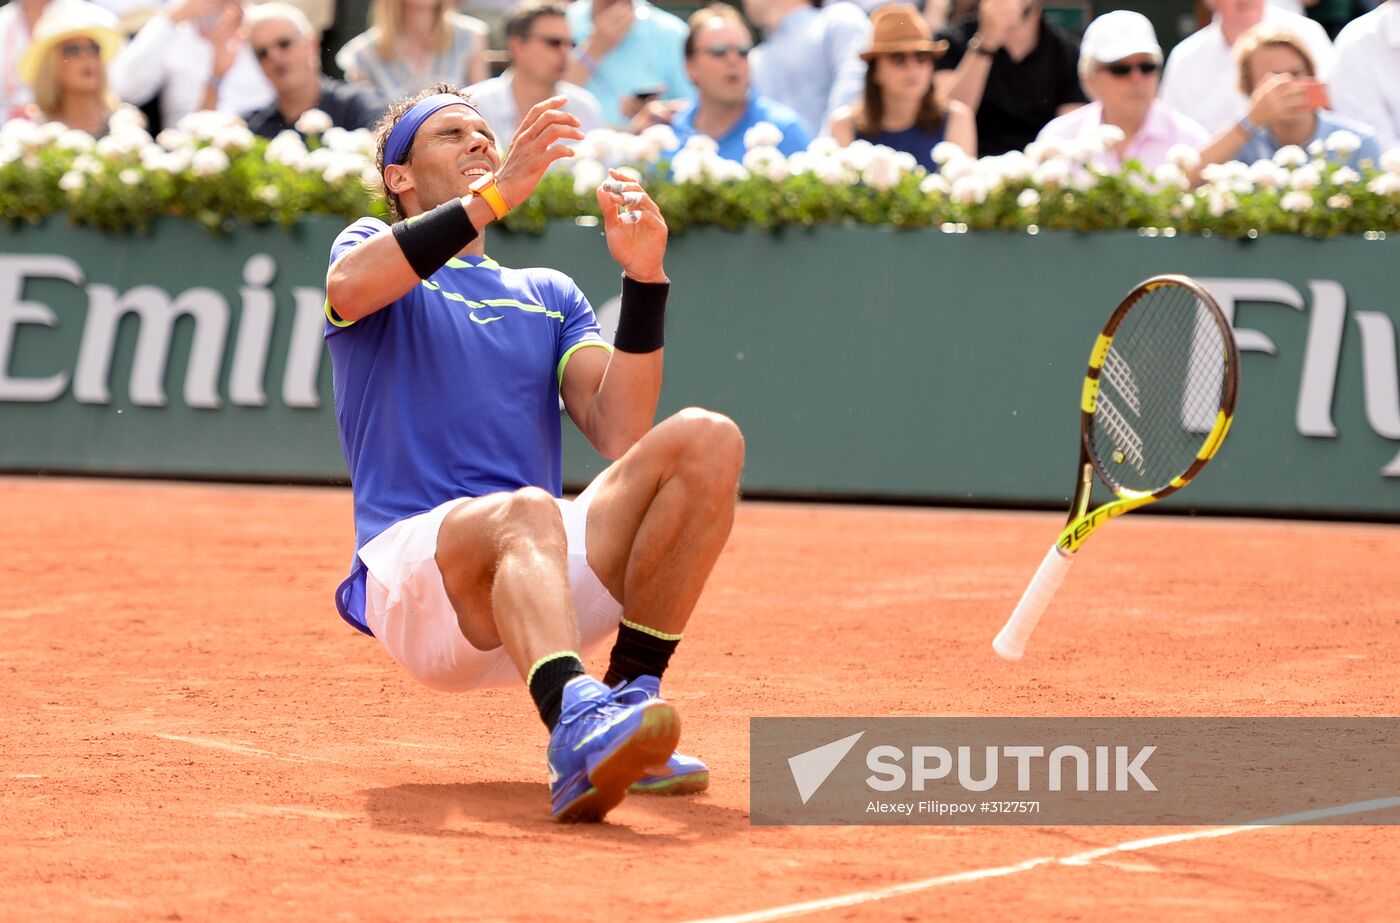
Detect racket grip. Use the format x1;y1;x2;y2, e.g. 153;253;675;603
993;545;1075;661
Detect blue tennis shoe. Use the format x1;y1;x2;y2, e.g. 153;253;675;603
612;675;711;795
548;675;681;822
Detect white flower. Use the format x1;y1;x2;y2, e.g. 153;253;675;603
73;154;103;176
950;173;989;205
1032;158;1071;187
919;173;949;195
1207;188;1237;217
742;145;789;182
808;136;840;158
119;168;142;185
1094;123;1127;149
160;147;193;174
640;122;679;153
1176;193;1196;215
862;152;902;191
0;118;44;148
930;141;964;166
743;121;783;151
784;151;813;176
680;133;719;156
892;151;918;175
1325;130;1362;157
838;138;875;172
108;107;147;134
322;126;353;152
1326;193;1352;209
569;158;607;195
323;151;370;183
1152;162;1189;191
255;184;282;204
1366;172;1400;195
1331;166;1361;186
939;155;976;183
57;129;94;151
1289;163;1322;190
1280;190;1314;212
1248;158;1288;189
177;108;242;141
212;124;255;153
156;128;192;151
360;164;380;188
1273;145;1308;168
1381;149;1400;175
294;108;333;136
58;170;85;192
1199;163;1226;184
811;155;847;185
191;146;230;177
1307;139;1325;157
990;150;1031;183
1017;188;1041;208
265;130;309;169
96;134;136;159
39;120;65;143
1167;143;1201;171
669;149;703;184
1029;139;1064;164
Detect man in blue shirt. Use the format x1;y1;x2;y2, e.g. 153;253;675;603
324;84;744;823
563;0;693;126
668;3;810;161
743;0;871;137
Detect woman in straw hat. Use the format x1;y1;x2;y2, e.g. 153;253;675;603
828;3;975;170
19;2;126;137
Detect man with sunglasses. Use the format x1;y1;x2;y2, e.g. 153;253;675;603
742;0;871;139
657;3;808;161
240;2;383;139
1034;11;1207;172
933;0;1087;156
468;0;604;141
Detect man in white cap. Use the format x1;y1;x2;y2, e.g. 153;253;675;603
1159;0;1333;135
1035;10;1207;172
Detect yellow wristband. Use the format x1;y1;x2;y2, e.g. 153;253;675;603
474;181;511;220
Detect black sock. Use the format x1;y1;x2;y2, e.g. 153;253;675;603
603;620;681;688
528;653;586;731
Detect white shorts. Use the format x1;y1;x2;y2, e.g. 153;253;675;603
358;473;623;692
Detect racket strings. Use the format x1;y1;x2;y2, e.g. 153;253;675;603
1092;283;1228;494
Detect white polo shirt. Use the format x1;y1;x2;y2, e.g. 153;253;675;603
1159;7;1336;135
1329;2;1400;153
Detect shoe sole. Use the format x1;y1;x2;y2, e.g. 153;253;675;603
555;702;681;823
629;771;710;795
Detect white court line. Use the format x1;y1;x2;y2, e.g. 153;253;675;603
154;733;336;764
685;797;1400;923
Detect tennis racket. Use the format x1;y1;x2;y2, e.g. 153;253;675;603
993;274;1240;661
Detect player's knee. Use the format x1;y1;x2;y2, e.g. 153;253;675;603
494;486;566;553
671;407;745;496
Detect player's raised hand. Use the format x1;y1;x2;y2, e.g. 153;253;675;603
495;97;584;208
596;169;668;284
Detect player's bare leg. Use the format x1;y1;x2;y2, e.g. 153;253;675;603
586;407;746;639
435;486;579;675
435;485;681;821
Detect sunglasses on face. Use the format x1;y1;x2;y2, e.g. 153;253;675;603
1104;60;1160;77
254;36;296;61
701;42;751;59
59;40;101;59
528;34;574;50
886;51;934;66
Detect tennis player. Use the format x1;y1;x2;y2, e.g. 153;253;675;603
324;84;744;822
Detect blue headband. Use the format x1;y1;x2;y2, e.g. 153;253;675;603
383;94;480;175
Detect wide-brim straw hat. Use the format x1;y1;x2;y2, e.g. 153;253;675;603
18;1;125;88
861;3;949;62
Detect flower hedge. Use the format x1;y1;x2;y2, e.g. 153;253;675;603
2;108;1398;238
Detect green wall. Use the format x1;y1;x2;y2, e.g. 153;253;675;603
1;217;1397;518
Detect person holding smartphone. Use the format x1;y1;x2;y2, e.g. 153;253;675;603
563;0;692;127
1195;24;1382;176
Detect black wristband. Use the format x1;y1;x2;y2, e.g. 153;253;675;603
391;198;479;279
613;275;668;353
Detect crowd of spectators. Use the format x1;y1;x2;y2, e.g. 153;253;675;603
1;0;1396;184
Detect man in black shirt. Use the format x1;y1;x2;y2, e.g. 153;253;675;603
934;0;1087;155
241;2;384;139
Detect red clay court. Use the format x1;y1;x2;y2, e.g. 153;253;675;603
3;476;1397;920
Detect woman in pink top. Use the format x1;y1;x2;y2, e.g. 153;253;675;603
1034;10;1208;171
